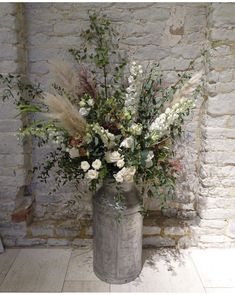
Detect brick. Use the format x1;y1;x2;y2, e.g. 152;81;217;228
0;60;19;73
0;120;22;132
31;225;54;237
72;238;92;247
199;235;231;243
207;93;235;116
0;102;19;119
198;209;235;220
211;3;235;27
143;236;175;247
16;238;46;246
47;238;70;246
11;204;33;224
199;219;227;229
0;46;18;61
226;220;235;238
0;222;27;237
143;226;161;235
55;228;79;238
164;226;186;236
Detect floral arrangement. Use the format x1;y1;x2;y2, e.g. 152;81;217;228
0;13;202;208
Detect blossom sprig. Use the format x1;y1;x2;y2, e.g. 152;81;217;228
92;123;116;148
79;94;94;117
124;61;143;122
146;98;195;145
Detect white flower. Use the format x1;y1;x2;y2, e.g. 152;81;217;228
129;123;142;135
92;159;102;170
146;151;154;161
145;160;153;168
143;150;155;168
81;161;90;172
128;76;134;83
114;166;136;183
120;136;134;149
84;133;92;144
174;103;179;108
79;107;89;117
117;159;125;168
123;166;136;183
79;100;86;107
107;132;115;142
87;98;94;106
92;123;116;148
86;169;99;180
105;151;122;163
114;172;124;183
126;87;133;94
69;147;80;159
165;107;171;114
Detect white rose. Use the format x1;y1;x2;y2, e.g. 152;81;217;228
79;107;89;117
117;159;125;168
105;151;122;163
114;172;124;183
86;169;99;180
145;160;153;168
92;159;102;170
87;98;94;106
117;166;136;183
123;167;136;183
69;147;80;159
120;136;134;149
81;161;90;172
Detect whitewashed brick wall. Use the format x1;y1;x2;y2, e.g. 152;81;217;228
0;2;235;248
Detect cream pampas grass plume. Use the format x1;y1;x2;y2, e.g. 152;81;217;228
48;60;97;99
44;93;87;137
48;60;80;99
170;71;203;107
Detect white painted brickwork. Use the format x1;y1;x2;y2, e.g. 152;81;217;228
0;3;235;248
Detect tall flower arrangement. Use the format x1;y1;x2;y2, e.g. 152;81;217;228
0;13;202;207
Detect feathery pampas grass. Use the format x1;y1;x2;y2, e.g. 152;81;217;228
48;60;97;100
48;60;80;99
43;93;87;137
170;71;203;107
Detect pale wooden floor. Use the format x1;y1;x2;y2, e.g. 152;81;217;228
1;247;235;292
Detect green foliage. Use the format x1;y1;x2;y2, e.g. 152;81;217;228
0;73;42;105
69;12;127;101
0;12;203;212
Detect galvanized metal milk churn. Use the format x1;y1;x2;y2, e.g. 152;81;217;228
93;178;143;284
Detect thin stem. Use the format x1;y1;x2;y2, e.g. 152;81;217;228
103;64;108;99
